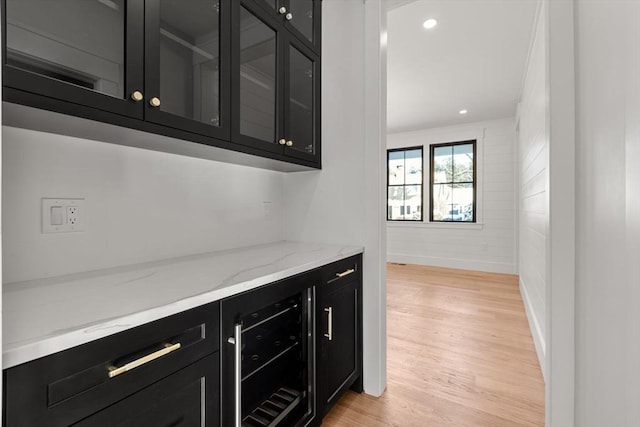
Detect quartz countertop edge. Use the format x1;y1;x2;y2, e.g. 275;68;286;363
2;241;363;369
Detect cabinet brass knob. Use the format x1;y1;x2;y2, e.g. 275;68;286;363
149;97;161;108
285;12;293;21
278;6;287;14
130;91;144;102
286;140;293;147
278;138;287;145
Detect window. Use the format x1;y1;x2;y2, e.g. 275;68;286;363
387;147;423;221
430;140;476;222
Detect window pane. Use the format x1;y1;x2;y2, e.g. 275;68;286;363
388;151;405;185
387;148;423;221
432;183;453;221
451;183;474;221
388;186;405;220
433;146;453;183
431;142;475;222
453;144;474;183
404;149;422;185
405;185;422;220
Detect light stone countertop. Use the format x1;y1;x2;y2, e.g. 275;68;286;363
2;241;363;369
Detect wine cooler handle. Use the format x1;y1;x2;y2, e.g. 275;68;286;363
324;307;333;341
228;323;242;427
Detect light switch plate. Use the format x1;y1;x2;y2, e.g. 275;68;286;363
42;198;86;233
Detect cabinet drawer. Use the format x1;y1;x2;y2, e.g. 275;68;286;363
321;255;361;287
4;301;219;427
74;353;219;427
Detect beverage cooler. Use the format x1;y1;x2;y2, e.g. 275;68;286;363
221;269;319;427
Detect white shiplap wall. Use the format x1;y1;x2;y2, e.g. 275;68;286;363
516;7;547;378
387;118;518;274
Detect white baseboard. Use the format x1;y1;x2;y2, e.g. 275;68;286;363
386;252;515;274
519;278;546;382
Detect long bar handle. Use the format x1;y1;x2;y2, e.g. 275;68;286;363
336;268;355;278
108;342;181;378
228;324;243;427
324;307;333;341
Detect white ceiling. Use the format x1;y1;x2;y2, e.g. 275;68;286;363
386;0;538;133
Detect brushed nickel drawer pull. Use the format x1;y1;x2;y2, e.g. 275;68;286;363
336;268;355;278
108;342;181;378
324;307;333;341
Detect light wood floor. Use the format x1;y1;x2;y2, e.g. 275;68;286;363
322;263;544;427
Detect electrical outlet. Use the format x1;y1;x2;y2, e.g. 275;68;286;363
67;206;79;225
42;198;86;233
263;201;273;219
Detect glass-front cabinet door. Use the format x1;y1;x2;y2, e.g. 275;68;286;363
232;1;282;155
252;0;320;53
3;0;144;118
232;1;319;165
285;0;319;51
283;39;319;163
144;0;230;140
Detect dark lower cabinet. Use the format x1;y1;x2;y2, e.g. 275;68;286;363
3;302;220;427
3;255;364;427
316;255;364;418
74;354;219;427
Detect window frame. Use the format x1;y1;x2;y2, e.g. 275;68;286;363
429;140;477;223
386;146;424;222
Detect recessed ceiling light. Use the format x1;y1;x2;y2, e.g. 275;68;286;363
459;109;468;115
423;18;438;29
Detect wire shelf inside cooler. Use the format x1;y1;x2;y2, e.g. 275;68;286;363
242;387;304;427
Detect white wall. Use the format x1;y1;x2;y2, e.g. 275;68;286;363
518;3;577;425
574;0;640;425
284;0;387;396
2;126;285;283
517;6;548;378
387;118;517;274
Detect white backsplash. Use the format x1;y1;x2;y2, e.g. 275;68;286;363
2;126;286;283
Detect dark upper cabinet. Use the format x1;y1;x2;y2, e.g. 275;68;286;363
3;0;145;119
232;0;320;165
316;255;364;417
144;0;231;140
2;0;320;169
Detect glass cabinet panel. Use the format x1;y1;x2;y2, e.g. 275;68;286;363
239;7;277;143
288;46;314;154
158;0;221;126
289;0;315;43
258;0;277;10
5;0;125;98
